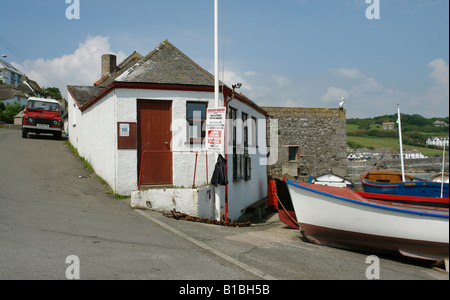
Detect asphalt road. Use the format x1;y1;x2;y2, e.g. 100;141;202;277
0;128;448;281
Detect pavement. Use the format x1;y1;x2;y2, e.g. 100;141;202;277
135;208;449;280
1;128;448;280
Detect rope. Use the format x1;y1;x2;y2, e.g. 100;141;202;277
274;194;298;226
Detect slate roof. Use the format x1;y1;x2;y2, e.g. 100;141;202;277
116;40;223;87
67;85;104;107
0;60;24;75
69;40;263;112
95;51;143;87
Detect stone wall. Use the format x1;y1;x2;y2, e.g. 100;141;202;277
263;107;348;179
348;157;449;177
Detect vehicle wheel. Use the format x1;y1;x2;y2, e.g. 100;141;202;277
22;129;28;138
54;132;62;140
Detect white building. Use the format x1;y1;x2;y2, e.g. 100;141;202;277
426;136;449;147
403;149;427;159
0;59;23;86
67;40;268;221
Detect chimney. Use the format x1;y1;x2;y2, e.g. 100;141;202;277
101;54;117;77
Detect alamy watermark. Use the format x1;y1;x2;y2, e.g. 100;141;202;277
65;255;80;279
365;255;380;279
66;0;80;20
366;0;381;20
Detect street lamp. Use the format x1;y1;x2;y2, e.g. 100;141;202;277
232;83;242;98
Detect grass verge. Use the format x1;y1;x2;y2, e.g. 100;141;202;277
65;140;130;199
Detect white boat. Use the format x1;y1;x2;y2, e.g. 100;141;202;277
310;173;353;188
287;180;449;261
429;173;449;184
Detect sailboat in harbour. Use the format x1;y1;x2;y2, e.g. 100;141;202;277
360;105;449;198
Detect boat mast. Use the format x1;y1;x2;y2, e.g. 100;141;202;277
397;105;406;182
441;138;446;198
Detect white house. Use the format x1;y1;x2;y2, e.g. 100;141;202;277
403;149;427;159
0;59;24;87
426;136;449;147
67;40;268;221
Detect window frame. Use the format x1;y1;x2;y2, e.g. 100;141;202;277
186;101;208;145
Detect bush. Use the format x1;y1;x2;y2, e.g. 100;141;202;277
0;102;23;124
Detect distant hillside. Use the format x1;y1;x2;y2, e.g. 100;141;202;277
346;114;449;157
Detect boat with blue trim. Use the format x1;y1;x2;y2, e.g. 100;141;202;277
360;169;449;198
287;180;449;261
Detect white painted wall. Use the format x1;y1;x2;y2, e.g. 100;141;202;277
69;91;117;192
225;99;268;221
67;87;268;220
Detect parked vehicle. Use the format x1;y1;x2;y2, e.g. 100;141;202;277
22;97;63;139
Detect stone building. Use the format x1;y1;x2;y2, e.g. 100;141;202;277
262;107;348;179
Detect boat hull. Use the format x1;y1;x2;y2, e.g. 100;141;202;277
287;181;449;261
360;172;449;198
356;191;449;209
274;178;299;229
299;223;449;261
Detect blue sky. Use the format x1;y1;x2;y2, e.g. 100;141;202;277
1;0;448;118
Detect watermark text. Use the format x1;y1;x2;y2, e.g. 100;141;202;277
365;255;380;279
65;255;80;279
366;0;380;20
66;0;81;20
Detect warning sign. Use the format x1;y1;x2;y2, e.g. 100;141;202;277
206;107;226;153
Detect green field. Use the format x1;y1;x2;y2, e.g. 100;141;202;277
346;124;448;157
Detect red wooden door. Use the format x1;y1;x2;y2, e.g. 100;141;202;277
138;100;172;185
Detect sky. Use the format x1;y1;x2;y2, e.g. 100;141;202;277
1;0;448;118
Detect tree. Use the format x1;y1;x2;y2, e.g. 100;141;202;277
44;87;62;100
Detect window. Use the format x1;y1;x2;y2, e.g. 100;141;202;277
251;117;257;148
186;102;207;144
242;112;248;148
230;107;252;182
289;146;299;161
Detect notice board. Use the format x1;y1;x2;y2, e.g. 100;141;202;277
206;107;226;153
117;122;137;149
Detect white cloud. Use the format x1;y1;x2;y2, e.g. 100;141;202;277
12;35;126;96
428;58;449;91
414;58;450;110
330;68;365;81
243;71;258;76
321;87;350;104
221;69;253;91
271;74;292;88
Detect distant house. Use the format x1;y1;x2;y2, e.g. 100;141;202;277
0;65;44;107
19;76;45;98
427;136;449;147
434;120;449;128
403;149;427;160
0;84;28;106
0;59;23;87
67;40;268;221
382;122;395;131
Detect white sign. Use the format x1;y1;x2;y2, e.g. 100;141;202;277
206;107;226;153
119;123;130;137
